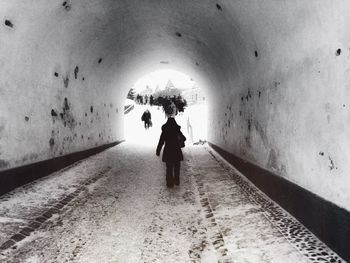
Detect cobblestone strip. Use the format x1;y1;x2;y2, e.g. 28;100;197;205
0;166;111;251
205;146;345;263
189;153;233;263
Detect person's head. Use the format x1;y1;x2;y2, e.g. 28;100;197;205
164;102;177;118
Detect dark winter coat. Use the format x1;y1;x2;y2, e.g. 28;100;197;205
156;118;185;162
141;110;151;122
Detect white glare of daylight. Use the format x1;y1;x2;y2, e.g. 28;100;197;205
124;71;207;146
132;69;195;92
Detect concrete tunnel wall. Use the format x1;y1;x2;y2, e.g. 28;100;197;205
1;0;350;255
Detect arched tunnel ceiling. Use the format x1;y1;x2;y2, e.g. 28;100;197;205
1;0;350;213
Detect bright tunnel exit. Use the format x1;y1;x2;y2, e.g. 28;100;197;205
124;69;207;146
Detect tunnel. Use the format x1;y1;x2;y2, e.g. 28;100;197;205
0;0;349;262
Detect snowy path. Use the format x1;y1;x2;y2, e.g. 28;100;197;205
0;105;345;262
0;142;345;262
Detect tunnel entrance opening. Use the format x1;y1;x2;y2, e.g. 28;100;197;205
123;69;207;147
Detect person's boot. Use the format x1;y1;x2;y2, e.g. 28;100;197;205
174;175;180;186
166;174;174;188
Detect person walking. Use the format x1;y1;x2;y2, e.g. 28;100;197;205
156;103;186;187
141;109;152;129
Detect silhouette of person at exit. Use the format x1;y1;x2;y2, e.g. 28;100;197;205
156;102;186;187
141;109;152;129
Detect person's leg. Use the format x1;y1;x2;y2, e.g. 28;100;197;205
166;162;174;187
174;162;180;186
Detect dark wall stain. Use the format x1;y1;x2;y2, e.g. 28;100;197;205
51;109;58;117
274;81;281;88
54;72;59;77
74;66;79;79
247;118;252;131
336;48;341;56
319;151;324;156
64;97;69;111
55;98;76;129
62;1;71;11
49;138;55;148
176;32;182;37
216;3;222;11
195;62;199;66
63;76;69;88
24;116;29;122
90;106;93;113
254;50;258;57
98;58;102;64
328;156;335;171
4;19;13;28
82;77;85;81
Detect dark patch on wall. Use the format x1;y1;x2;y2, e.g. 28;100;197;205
319;151;324;156
82;77;85;81
85;113;87;117
328;156;335;171
247;89;252;99
24;116;29;122
258;91;261;98
51;109;58;117
62;1;71;11
254;50;258;57
63;98;69;111
247;119;252;131
54;72;59;77
63;76;69;88
98;58;102;64
176;32;182;37
245;136;251;147
90;106;93;113
335;48;341;56
74;66;79;79
274;81;281;88
216;3;222;11
49;138;55;148
4;20;13;28
56;98;76;129
195;62;199;66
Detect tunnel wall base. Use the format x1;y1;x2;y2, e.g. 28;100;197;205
209;142;350;262
0;141;123;197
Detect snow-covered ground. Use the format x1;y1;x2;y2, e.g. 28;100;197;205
0;105;345;263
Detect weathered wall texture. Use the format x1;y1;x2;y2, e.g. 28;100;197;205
208;1;350;212
0;0;349;213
